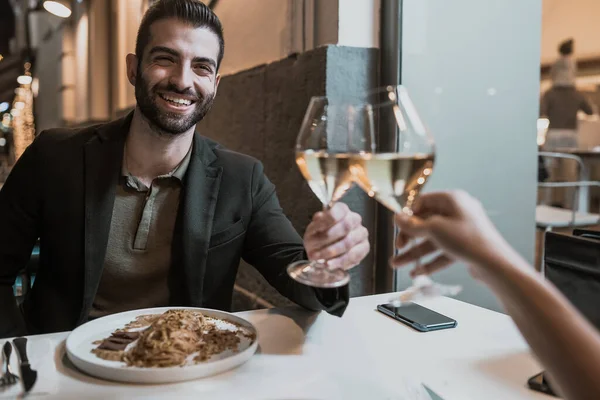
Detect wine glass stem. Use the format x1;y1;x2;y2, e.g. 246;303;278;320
403;209;421;275
412;238;421;273
316;202;333;266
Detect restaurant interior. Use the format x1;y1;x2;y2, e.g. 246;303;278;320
0;0;599;398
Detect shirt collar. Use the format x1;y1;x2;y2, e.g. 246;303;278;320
121;143;193;189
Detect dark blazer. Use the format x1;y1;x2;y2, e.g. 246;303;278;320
0;114;348;338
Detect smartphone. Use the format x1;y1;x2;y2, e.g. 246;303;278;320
527;372;558;397
376;302;457;332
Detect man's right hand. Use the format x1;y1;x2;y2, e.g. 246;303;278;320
389;190;524;280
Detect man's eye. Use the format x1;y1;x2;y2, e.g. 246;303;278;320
194;64;212;72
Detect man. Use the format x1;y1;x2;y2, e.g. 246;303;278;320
0;0;369;338
541;38;594;150
540;38;594;207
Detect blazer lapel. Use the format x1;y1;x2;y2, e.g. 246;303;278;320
170;134;222;306
77;115;130;324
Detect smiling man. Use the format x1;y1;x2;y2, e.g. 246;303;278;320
0;0;370;337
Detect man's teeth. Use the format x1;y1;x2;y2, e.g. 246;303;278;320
160;94;192;106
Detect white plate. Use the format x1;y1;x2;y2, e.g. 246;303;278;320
66;307;258;384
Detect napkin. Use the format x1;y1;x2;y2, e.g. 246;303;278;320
0;338;58;399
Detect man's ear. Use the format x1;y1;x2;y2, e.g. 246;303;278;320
214;73;221;94
126;53;139;86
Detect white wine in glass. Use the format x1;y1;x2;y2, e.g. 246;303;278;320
296;150;355;207
351;153;435;215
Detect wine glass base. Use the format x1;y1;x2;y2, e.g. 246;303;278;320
287;260;350;288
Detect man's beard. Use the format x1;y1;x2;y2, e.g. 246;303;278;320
135;70;215;136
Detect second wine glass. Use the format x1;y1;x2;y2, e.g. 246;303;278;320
348;85;462;304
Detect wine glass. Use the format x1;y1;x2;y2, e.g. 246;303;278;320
348;85;462;304
287;96;367;288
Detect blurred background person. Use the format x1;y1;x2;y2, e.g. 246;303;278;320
539;38;594;207
541;38;594;150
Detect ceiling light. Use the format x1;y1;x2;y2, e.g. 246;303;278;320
17;75;33;85
43;0;72;18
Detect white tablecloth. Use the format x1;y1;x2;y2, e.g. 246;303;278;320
1;293;549;400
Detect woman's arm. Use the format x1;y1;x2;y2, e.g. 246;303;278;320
392;191;600;400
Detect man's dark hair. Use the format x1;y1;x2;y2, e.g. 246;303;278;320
558;38;574;56
135;0;224;69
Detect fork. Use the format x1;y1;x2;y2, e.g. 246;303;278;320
0;341;19;387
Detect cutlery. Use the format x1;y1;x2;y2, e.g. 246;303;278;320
12;338;37;393
422;383;445;400
0;342;18;387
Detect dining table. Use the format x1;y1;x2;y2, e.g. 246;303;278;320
0;293;550;400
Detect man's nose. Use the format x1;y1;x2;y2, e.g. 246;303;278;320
168;64;194;92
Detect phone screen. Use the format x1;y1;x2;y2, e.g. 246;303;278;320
378;302;456;330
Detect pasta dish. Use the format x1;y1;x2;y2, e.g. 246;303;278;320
91;309;255;368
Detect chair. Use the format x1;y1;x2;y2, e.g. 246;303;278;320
13;240;39;304
537;152;600;273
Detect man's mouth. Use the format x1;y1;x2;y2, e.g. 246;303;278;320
158;93;196;107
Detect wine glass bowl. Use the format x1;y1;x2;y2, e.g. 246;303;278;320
287;96;366;288
348;85;436;215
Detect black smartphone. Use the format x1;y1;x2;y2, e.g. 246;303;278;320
527;371;558;397
376;302;457;332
